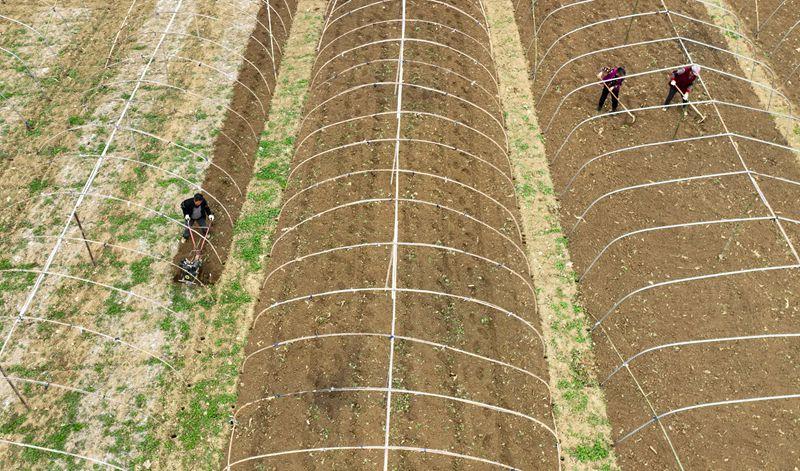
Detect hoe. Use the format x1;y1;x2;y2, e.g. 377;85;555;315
178;220;212;285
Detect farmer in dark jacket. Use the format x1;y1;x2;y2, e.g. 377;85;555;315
663;65;700;109
180;193;214;241
597;66;626;112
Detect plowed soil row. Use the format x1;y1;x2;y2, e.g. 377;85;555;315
172;0;298;283
514;0;800;468
726;0;800;106
227;0;559;468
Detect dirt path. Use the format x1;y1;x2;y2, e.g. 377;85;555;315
484;0;617;469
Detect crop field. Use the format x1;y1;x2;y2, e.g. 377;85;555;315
226;0;561;468
515;0;800;468
2;0;798;469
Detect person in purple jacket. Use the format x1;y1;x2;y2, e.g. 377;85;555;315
597;65;626;112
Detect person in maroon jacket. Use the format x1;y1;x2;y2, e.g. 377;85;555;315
597;66;626;112
663;65;700;109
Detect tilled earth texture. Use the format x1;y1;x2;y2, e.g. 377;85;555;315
514;0;800;469
726;0;800;107
226;0;560;469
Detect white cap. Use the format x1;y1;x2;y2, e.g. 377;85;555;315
691;64;701;74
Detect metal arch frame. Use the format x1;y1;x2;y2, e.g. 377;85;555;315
603;332;800;384
309;37;500;89
241;332;550;392
321;0;489;47
61;152;235;226
28;234;205;285
560;133;730;195
287;115;511;182
162;54;267;117
33;189;224;263
281;167;513;218
0;14;59;59
0;439;124;471
768;18;800;56
591;264;800;331
287;138;512;186
0;284;178;369
578;216;775;281
232;385;558;434
96;78;259;146
315;19;493;71
135;30;272;93
538;41;784;115
261;241;533;294
225;445;518;470
152;8;284;81
616;393;800;445
551;101;799;163
570;170;751;233
756;0;793;34
277;169;522;236
314;58;502;110
533;10;667;77
1;2;188;366
0;46;42;85
267;197;528;266
297;82;508;147
252;286;546;350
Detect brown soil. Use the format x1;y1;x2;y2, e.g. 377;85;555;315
726;0;800;106
514;0;800;468
227;0;558;468
172;0;298;283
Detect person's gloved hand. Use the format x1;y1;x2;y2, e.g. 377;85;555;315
670;80;677;86
208;214;215;222
184;214;190;222
683;93;689;100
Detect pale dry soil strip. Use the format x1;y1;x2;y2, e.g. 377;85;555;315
707;0;800;154
155;2;325;468
483;0;618;469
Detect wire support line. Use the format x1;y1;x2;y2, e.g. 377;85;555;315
590;263;800;331
225;445;518;470
0;439;124;471
603;332;800;384
261;241;532;295
240;332;551;393
252;287;546;351
616;393;800;445
1;376;96;397
278;169;521;238
0;0;186;361
267;197;528;266
309;37;499;88
579;216;775;281
232;386;559;439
